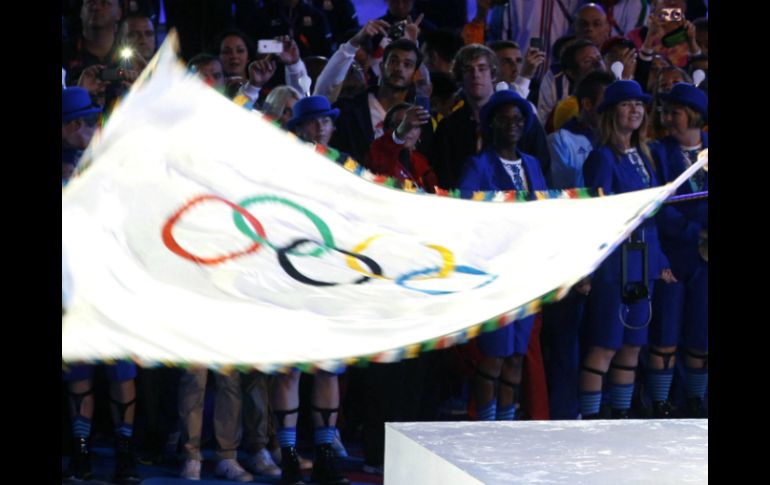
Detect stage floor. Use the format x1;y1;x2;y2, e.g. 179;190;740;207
386;419;708;484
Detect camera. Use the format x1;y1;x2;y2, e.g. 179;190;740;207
661;26;688;48
622;282;649;304
620;239;649;304
387;21;407;40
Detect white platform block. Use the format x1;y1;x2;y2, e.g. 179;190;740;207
385;420;707;484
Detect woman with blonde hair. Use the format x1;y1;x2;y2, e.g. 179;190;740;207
262;85;302;128
578;80;675;419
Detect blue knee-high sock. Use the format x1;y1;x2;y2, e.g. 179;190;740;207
647;368;674;402
496;404;516;421
477;399;497;421
579;391;602;417
314;426;336;445
609;383;635;411
278;427;297;448
685;367;708;399
115;423;133;438
72;416;92;439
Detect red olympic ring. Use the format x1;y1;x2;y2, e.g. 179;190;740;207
161;194;267;265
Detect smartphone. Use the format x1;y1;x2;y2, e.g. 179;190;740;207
414;95;430;112
530;37;543;51
257;39;284;54
99;67;126;82
661;26;688;48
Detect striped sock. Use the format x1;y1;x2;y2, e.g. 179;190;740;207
314;426;336;445
477;399;497;421
115;422;133;438
609;383;635;411
579;391;602;417
496;404;516;421
647;368;674;402
685;367;708;399
72;416;92;439
278;427;297;448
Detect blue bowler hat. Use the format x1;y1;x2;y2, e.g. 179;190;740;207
597;80;652;113
62;87;102;123
659;82;708;122
286;95;340;131
480;89;534;135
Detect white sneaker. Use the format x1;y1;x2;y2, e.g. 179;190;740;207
331;429;349;458
180;458;201;480
245;448;281;477
214;458;254;482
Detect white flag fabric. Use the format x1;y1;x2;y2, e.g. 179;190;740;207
62;34;706;372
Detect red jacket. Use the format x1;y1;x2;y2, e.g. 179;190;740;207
366;130;439;193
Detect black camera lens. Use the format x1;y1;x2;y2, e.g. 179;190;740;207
387;21;406;39
622;283;649;303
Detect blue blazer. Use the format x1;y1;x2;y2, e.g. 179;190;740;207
458;146;548;197
651;132;708;271
583;145;670;283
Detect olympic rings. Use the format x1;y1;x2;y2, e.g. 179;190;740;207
162;194;266;265
345;235;455;280
162;193;499;294
396;265;498;295
233;195;334;257
277;239;383;286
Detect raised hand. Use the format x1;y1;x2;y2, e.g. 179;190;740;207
521;46;546;79
404;14;424;43
277;35;300;65
350;19;390;48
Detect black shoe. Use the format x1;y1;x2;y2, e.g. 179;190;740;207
114;436;141;485
310;443;350;485
280;446;306;485
611;408;630;419
599;403;613;419
685;397;708;418
63;436;93;481
652;400;677;419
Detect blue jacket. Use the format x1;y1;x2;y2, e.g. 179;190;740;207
458;146;548;196
651;132;708;272
583;145;670;283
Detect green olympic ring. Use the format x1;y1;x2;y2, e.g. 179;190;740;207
232;195;335;257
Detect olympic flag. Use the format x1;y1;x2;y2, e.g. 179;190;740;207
62;34;706;371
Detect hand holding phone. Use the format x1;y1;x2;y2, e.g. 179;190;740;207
414;95;430;113
99;67;127;82
529;37;543;51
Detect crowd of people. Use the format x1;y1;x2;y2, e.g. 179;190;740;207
62;1;709;484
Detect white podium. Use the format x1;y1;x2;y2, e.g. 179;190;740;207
385;420;707;484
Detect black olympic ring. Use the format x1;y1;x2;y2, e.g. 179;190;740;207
276;239;383;286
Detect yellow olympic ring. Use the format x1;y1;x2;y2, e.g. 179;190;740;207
344;235;455;280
